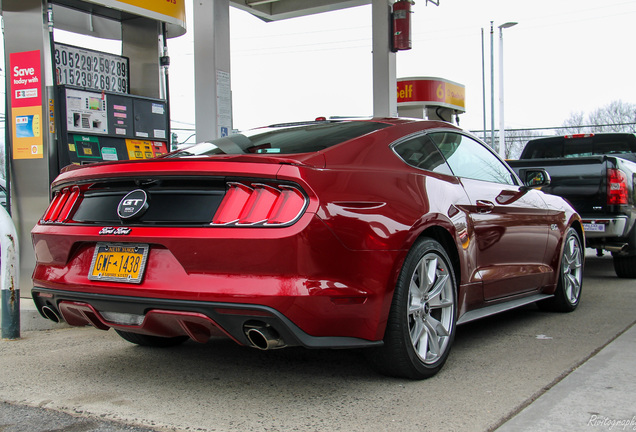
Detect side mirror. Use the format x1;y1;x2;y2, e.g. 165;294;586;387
521;168;551;189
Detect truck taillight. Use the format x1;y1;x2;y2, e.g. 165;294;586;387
564;133;594;139
41;186;82;223
211;182;307;226
607;169;628;205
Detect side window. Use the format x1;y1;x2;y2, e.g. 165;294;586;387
392;134;453;176
429;132;517;185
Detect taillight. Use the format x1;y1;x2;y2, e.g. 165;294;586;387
607;169;628;205
41;186;82;223
564;133;594;139
212;182;307;226
42;190;66;222
266;186;307;225
212;182;253;224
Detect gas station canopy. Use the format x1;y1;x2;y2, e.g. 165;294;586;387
229;0;370;22
51;0;187;38
51;0;373;41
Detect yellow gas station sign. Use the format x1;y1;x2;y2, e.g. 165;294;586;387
86;0;186;35
115;0;186;23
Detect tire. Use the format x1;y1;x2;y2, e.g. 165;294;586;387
114;329;189;348
539;228;584;312
613;255;636;278
370;237;457;379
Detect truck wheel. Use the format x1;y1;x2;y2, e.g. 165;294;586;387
613;255;636;278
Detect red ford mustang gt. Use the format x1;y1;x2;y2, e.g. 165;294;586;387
32;118;584;379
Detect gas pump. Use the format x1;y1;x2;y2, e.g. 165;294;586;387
52;39;170;176
57;85;169;169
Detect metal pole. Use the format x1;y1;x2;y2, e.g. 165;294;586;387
499;26;505;158
372;0;397;117
1;205;20;340
498;22;517;159
490;21;495;149
481;28;487;143
161;22;172;150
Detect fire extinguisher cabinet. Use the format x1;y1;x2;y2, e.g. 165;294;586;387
392;0;413;51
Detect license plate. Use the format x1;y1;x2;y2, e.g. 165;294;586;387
583;223;606;233
88;243;149;284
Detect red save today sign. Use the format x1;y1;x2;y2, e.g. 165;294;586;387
10;50;42;108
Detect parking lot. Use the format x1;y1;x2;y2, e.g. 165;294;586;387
1;252;635;432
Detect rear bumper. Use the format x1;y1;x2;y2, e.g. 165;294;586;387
32;288;383;349
581;216;628;238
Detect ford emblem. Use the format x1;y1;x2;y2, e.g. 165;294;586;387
117;189;149;220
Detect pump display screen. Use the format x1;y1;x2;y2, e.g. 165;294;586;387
65;88;108;135
88;96;102;110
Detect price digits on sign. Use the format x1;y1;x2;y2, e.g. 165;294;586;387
54;45;128;94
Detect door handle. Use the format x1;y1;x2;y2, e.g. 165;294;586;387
476;200;495;213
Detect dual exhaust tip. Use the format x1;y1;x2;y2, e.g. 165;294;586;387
244;324;286;350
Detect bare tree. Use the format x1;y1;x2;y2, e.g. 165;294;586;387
555;112;586;135
503;129;544;159
0;148;4;179
556;100;636;134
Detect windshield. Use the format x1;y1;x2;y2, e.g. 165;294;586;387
171;121;390;157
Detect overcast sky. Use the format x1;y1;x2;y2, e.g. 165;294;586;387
23;0;636;143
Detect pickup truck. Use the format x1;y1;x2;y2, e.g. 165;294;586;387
508;133;636;278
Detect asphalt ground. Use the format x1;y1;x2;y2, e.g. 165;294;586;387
1;252;635;432
0;400;157;432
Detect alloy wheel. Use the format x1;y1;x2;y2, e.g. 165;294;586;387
561;232;583;304
407;252;455;364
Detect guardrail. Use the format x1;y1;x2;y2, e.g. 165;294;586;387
0;204;20;340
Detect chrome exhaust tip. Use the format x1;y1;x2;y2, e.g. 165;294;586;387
245;325;285;350
41;305;61;323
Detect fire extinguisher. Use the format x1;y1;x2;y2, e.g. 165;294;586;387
392;0;414;52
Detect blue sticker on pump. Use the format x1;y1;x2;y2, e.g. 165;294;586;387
15;115;35;138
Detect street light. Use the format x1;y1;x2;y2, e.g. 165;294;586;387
490;21;494;149
498;21;517;158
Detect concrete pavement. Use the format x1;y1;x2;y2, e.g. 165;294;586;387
495;322;636;432
3;300;636;432
0;401;158;432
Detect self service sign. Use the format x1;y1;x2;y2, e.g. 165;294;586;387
397;77;466;112
10;50;44;160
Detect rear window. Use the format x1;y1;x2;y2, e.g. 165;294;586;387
521;133;636;159
171;121;390;157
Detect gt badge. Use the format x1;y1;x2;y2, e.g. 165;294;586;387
117;189;149;220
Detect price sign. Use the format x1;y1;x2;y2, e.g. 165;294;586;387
54;43;129;94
